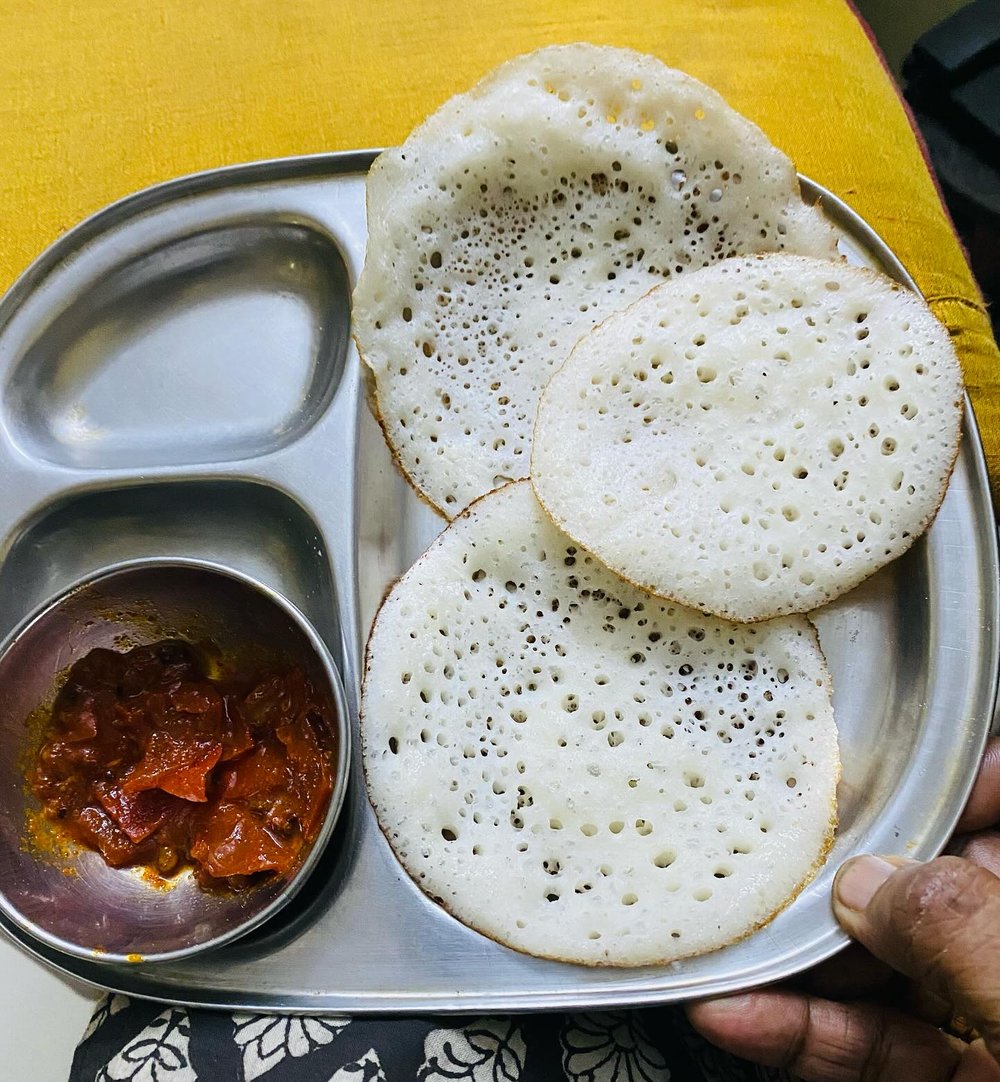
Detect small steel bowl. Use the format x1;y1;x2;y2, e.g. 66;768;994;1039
0;558;350;964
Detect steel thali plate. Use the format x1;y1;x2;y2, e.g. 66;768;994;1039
0;151;995;1013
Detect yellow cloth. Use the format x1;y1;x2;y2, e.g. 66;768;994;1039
1;0;996;491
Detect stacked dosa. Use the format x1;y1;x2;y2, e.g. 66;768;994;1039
361;482;839;965
532;255;963;622
353;44;837;517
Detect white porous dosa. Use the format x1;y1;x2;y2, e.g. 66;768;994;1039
532;255;964;623
361;481;838;966
353;43;837;518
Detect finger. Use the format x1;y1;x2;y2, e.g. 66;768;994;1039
797;942;894;999
687;989;963;1081
955;831;1000;879
957;738;1000;833
954;1040;1000;1082
799;944;951;1027
834;855;1000;1059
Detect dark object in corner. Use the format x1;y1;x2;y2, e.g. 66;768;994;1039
904;0;1000;330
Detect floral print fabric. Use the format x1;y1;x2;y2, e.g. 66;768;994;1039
70;998;796;1082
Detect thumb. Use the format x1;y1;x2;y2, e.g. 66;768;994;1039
834;855;1000;1059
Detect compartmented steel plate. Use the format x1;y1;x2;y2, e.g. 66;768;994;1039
0;152;995;1012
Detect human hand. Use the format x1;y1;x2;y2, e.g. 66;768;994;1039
687;737;1000;1081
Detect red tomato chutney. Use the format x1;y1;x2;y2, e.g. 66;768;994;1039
30;640;335;891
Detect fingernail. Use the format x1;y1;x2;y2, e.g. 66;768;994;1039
691;993;755;1016
834;855;898;912
701;995;753;1012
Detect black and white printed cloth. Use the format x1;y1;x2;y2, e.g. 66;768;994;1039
69;998;795;1082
